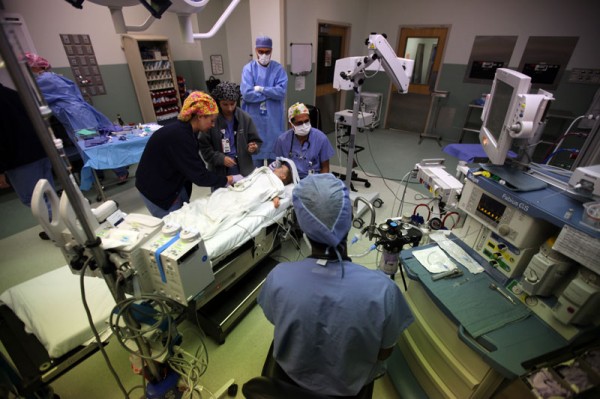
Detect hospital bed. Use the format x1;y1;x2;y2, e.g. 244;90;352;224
0;162;299;396
173;181;297;344
0;266;116;396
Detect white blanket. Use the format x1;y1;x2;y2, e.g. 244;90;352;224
0;266;115;359
165;166;286;241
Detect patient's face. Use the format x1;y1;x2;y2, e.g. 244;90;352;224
273;164;291;184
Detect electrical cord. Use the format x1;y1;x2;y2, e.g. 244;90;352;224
79;259;131;399
542;114;586;161
109;294;186;362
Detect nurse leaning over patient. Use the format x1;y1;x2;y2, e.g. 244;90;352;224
135;91;235;218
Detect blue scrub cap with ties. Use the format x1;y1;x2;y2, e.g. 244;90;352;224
292;174;352;248
255;36;273;48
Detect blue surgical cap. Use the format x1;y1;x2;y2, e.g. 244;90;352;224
292;174;352;248
255;36;273;49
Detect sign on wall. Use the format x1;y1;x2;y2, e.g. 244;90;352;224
463;36;517;84
518;36;578;90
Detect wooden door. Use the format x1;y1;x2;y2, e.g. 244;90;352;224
386;26;448;133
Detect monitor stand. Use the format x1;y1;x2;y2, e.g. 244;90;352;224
481;164;548;192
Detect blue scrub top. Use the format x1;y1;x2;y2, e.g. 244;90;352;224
258;258;414;396
273;128;335;178
36;72;113;137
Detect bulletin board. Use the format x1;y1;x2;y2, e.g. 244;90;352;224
290;42;312;76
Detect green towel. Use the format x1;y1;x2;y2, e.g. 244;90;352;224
432;274;531;337
405;255;531;338
76;128;97;137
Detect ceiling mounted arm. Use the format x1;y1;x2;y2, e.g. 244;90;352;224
108;6;156;33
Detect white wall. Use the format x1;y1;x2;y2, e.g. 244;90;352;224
224;0;252;81
2;0;204;66
248;0;285;66
285;0;369;63
196;0;232;81
365;0;600;68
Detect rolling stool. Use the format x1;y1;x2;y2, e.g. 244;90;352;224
242;342;374;399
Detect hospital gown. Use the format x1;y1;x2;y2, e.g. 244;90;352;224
241;60;288;161
164;166;285;240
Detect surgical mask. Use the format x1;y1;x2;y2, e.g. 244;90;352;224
293;122;311;136
257;53;271;66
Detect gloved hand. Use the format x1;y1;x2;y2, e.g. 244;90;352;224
254;85;264;92
232;174;244;184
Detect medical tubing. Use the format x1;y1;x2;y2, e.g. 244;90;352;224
442;212;460;229
80;260;131;399
413;203;431;221
394;171;413;218
349;244;377;258
543;148;580;165
155;232;181;283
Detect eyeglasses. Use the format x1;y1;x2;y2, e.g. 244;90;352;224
291;119;310;126
257;49;272;55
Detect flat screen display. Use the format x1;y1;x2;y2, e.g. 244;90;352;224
485;80;513;142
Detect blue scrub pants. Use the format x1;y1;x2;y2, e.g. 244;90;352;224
140;189;189;219
5;158;55;207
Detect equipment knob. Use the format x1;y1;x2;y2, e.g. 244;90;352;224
180;228;199;242
498;224;511;236
162;223;181;236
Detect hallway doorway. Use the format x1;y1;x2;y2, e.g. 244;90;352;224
386;26;449;134
315;22;350;133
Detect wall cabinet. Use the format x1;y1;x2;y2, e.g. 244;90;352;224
122;35;181;124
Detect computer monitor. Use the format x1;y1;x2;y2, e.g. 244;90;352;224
479;68;532;165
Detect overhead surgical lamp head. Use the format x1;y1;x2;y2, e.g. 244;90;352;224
83;0;235;42
84;0;208;16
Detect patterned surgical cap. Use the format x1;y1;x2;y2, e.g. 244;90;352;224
288;102;309;121
211;81;241;102
24;53;51;70
292;174;352;248
178;91;218;122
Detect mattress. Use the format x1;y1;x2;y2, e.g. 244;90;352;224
0;265;115;359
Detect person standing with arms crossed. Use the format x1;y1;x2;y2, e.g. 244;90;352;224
241;36;288;167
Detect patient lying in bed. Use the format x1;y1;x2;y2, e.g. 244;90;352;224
164;162;293;240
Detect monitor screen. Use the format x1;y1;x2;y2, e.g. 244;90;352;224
479;68;532;165
485;80;513;142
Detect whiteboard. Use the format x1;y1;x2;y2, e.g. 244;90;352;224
290;43;312;76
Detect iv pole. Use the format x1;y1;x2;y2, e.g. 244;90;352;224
0;23;163;383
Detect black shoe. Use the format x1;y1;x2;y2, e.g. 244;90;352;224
39;231;50;240
117;172;129;185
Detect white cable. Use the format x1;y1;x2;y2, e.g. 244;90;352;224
546;115;586;164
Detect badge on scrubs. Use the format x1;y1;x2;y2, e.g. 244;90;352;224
222;138;231;153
